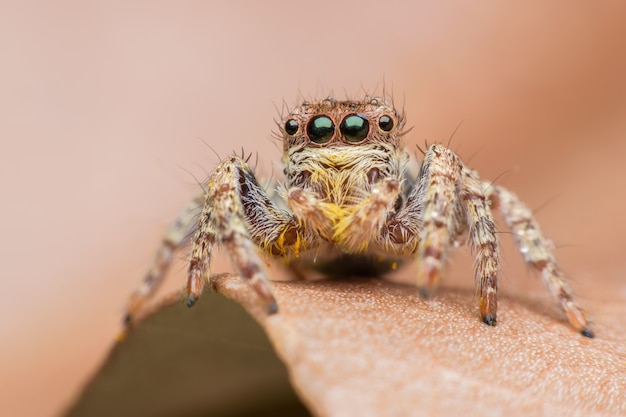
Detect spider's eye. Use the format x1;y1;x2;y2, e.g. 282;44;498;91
285;119;299;135
307;115;335;144
340;114;369;143
378;115;394;132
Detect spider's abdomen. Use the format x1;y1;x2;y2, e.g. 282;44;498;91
298;253;404;277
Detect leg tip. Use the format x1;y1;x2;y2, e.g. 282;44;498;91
115;329;128;342
266;301;278;315
123;313;132;325
186;295;197;308
418;287;431;299
581;327;595;338
482;314;497;326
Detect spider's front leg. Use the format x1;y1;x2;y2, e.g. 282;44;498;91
186;156;307;314
125;157;306;326
460;168;500;325
411;145;466;297
386;144;501;325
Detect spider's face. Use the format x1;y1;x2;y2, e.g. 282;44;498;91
281;97;404;151
279;98;407;205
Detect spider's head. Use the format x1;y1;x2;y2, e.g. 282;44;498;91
278;97;408;205
280;97;405;152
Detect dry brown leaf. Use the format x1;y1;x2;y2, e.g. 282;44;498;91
215;275;626;417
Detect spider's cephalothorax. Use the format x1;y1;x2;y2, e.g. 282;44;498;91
282;98;406;206
126;96;595;338
279;98;412;259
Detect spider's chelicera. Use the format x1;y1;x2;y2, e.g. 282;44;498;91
126;96;594;338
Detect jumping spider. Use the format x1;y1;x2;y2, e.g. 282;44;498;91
126;96;594;338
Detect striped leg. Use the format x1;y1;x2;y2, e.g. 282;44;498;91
186;156;307;315
413;144;464;297
460;169;500;325
125;193;204;324
486;184;594;337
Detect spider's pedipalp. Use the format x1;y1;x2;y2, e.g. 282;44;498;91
333;177;401;253
287;187;335;242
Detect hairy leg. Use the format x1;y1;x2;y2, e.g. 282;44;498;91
486;183;594;337
125;193;204;324
409;144;464;296
186;156;311;314
460;169;500;325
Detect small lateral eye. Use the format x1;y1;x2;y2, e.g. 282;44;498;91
340;114;369;143
307;115;335;144
378;115;394;132
285;119;299;135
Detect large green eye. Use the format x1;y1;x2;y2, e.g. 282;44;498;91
307;115;335;143
340;114;369;143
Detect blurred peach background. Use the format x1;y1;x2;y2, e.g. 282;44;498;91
1;2;626;416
